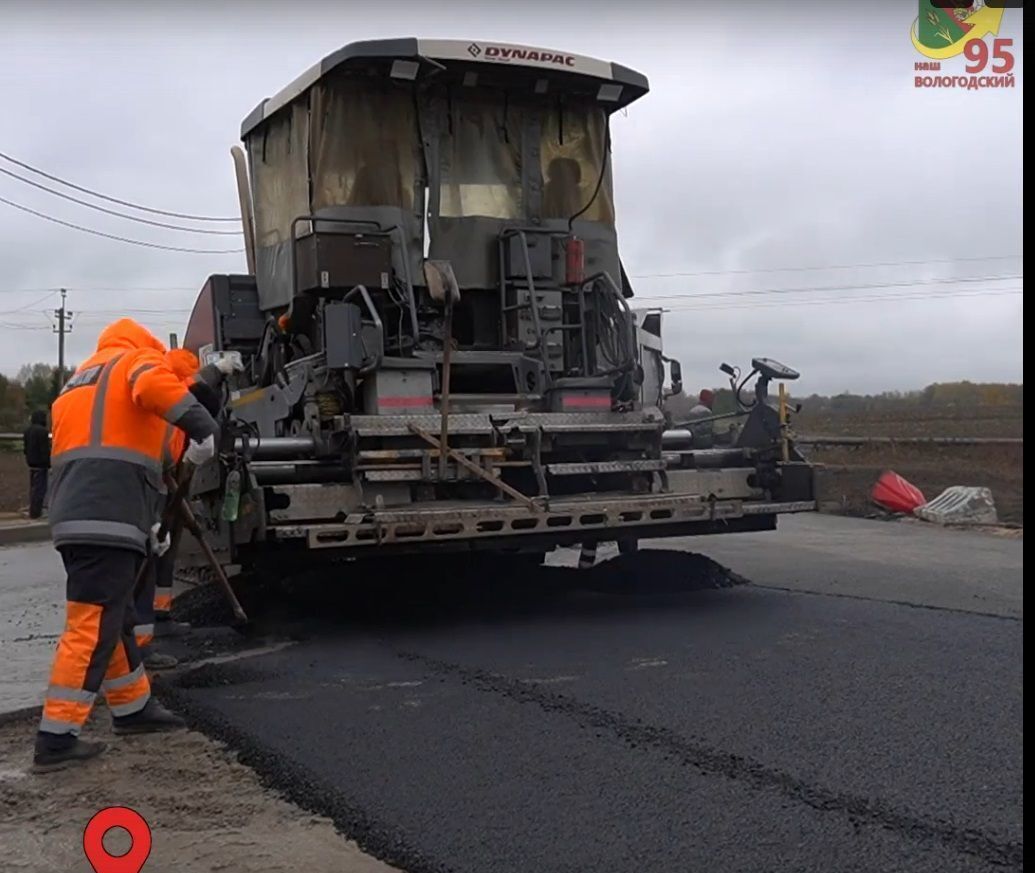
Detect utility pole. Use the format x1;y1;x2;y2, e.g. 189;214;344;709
53;288;72;386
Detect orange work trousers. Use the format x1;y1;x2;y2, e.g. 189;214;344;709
39;545;151;737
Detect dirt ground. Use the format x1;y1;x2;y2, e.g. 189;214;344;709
794;404;1023;525
810;442;1024;525
0;451;27;514
0;709;397;873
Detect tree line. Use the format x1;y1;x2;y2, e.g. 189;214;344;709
1;362;1023;433
664;381;1022;423
0;363;70;432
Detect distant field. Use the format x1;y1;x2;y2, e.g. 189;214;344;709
797;405;1024;440
796;405;1023;525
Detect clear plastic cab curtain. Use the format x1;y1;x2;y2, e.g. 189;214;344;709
540;102;614;225
310;76;420;212
247;100;310;248
438;92;523;220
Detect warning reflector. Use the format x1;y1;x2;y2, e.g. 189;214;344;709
870;471;926;515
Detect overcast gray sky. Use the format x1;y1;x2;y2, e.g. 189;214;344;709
0;0;1023;395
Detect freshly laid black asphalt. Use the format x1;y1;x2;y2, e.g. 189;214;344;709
161;516;1023;873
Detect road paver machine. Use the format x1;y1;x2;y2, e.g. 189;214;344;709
181;38;816;571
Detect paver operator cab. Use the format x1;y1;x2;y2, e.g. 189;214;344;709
181;38;816;573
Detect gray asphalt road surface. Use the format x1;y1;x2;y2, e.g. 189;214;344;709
153;515;1023;873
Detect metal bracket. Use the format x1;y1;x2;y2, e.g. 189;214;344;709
408;423;542;512
530;428;550;503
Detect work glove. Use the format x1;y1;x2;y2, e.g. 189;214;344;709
213;352;244;376
150;522;172;557
184;433;216;466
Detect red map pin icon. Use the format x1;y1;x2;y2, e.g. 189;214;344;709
83;807;152;873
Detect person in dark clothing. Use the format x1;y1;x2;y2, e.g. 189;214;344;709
22;410;51;519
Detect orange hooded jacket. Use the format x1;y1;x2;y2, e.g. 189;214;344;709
48;319;219;553
162;348;201;469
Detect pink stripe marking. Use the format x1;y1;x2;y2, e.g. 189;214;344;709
379;396;434;408
562;395;612;409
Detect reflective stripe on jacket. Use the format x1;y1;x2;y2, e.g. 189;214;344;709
48;319;219;553
162;349;199;473
161;422;187;473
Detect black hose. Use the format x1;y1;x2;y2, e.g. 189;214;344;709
567;123;612;231
736;369;759;409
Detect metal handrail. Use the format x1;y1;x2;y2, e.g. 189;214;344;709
497;227;592;386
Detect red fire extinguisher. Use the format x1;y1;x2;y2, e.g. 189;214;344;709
565;236;585;286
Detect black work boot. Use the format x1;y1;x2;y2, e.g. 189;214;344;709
32;733;107;773
112;699;186;735
142;650;179;670
154;617;191;638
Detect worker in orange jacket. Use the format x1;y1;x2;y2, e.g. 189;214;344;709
35;319;221;772
134;348;231;667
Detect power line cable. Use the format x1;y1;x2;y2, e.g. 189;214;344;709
0;290;59;315
0;321;50;330
0;195;245;254
0;262;1023;296
5;288;1018;339
629;254;1023;280
657;286;1023;313
0;286;200;294
0;149;240;222
2;274;1022;299
0;166;241;235
632;274;1022;302
73;308;193;317
51;285;1022;323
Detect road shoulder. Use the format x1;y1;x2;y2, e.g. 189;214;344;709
0;709;397;873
